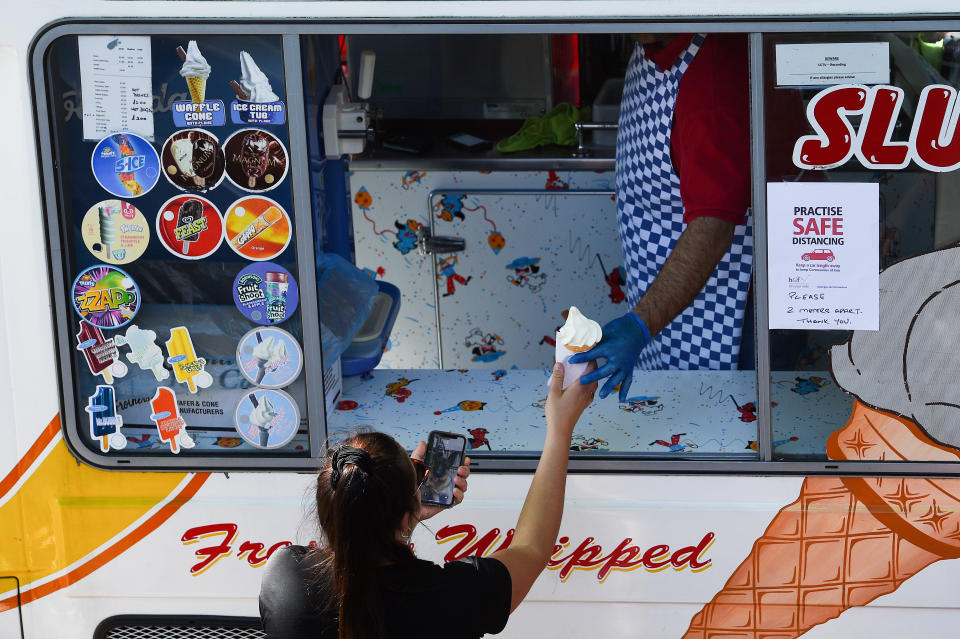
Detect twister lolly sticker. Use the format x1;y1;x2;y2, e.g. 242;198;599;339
116;324;170;381
223;128;288;192
161;129;226;192
80;200;150;265
149;387;195;454
236;327;303;389
223;196;292;261
85;385;126;452
91;133;160;198
165;326;213;394
232;262;299;324
72;265;140;329
75;320;128;383
234;389;299;449
156;194;224;259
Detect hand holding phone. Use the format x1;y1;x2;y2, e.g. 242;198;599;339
419;431;467;508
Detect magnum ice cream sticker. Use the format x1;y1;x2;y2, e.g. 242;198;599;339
156;194;224;259
223;128;288;192
161;129;225;191
683;245;960;639
80;200;150;265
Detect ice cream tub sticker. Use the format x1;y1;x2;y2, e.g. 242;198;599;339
91;133;160;198
161;129;226;191
223;128;288;192
85;385;126;453
165;326;213;394
76;320;129;383
232;262;299;324
149;386;196;454
72;265;140;329
172;40;223;126
81;200;150;265
234;388;300;449
156;194;224;260
230;50;285;125
116;324;170;381
224;196;292;261
236;326;303;388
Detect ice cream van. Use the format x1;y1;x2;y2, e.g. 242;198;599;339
4;2;960;638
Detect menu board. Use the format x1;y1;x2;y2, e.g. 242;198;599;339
48;33;309;459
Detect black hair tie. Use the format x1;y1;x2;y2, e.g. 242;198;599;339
330;445;373;489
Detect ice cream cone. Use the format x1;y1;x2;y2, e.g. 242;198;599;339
186;75;207;104
682;401;960;639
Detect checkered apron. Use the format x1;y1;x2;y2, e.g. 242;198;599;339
616;35;753;370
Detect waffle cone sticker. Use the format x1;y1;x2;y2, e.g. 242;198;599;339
684;246;960;639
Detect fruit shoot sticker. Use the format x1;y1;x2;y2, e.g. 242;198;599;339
150;386;196;454
156;194;224;259
232;262;299;325
224;197;292;261
81;200;150;265
165;326;213;394
236;327;303;389
72;265;140;329
86;385;126;453
91;133;160;198
76;320;129;383
234;388;300;449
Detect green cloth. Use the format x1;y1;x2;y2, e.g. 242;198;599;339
496;103;589;153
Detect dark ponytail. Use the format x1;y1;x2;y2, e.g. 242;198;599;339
314;431;420;639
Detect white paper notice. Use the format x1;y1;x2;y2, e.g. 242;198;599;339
767;182;879;331
775;42;889;87
78;36;154;141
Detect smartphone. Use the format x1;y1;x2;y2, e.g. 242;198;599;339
420;431;467;507
383;135;428;154
447;132;491;151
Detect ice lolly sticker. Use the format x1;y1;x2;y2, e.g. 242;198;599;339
81;200;150;265
234;388;299;449
224;197;292;261
156;194;224;259
76;320;129;383
229;51;286;125
72;265;140;329
116;324;170;381
161;129;226;191
91;133;160;198
232;262;299;324
236;327;303;388
149;386;195;454
85;385;126;452
223;128;288;192
165;326;213;394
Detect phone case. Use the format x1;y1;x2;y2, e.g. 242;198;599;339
420;430;467;507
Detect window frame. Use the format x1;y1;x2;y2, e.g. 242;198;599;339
29;16;960;476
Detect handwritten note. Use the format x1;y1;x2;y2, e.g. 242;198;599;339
78;36;154;141
768;182;879;331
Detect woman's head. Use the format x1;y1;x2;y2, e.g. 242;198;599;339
315;431;421;639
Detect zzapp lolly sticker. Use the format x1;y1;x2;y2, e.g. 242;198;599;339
234;388;299;449
72;265;140;329
224;197;292;261
165;326;213;394
81;200;150;265
236;327;303;388
149;386;195;454
91;133;160;198
76;320;128;383
156;195;224;259
232;262;299;324
116;324;170;381
85;385;126;453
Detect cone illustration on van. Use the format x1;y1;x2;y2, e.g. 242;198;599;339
177;41;211;105
683;246;960;639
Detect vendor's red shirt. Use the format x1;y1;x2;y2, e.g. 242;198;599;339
645;34;750;226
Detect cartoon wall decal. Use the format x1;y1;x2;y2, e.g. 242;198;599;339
354;186;373;209
393;219;422;255
649;433;697;453
385;377;418;403
361;266;386;279
76;320;129;383
684;245;960;639
335;400;359;411
434;400;487;415
467;427;492;450
596;254;626;304
437;255;472;297
570;435;609;452
491;369;507;381
545;170;569;190
745;436;798;451
620;396;663;416
791;375;830;395
116;324;169;381
436;194;467;222
465;328;505;362
728;396;778;422
401;170;426;189
149;387;195;454
506;256;546;292
85;385;126;452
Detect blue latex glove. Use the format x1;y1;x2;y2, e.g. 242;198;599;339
568;313;651;402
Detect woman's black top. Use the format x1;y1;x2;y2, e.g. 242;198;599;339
259;545;512;638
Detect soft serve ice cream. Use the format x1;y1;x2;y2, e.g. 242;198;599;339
251;335;289;384
179;41;211;104
555;306;601;389
237;51;280;103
